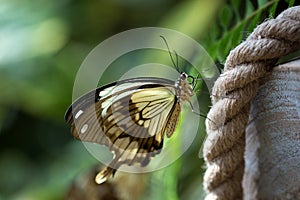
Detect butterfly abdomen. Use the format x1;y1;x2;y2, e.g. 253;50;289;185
166;102;181;138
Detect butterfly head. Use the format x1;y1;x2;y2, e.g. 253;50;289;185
180;72;188;80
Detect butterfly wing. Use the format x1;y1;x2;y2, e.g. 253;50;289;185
65;77;181;183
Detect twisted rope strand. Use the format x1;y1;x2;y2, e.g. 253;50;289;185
203;6;300;200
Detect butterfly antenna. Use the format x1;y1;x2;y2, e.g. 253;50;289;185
160;35;180;72
175;51;179;71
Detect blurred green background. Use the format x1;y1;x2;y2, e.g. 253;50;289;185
0;0;297;199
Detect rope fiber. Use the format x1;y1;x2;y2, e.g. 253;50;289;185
203;6;300;200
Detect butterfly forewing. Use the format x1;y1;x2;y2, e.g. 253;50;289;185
66;78;174;136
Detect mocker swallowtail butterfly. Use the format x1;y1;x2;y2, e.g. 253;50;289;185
65;37;201;184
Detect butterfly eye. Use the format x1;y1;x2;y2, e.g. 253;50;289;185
180;73;188;80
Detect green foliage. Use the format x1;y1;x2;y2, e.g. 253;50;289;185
202;0;297;64
0;0;297;200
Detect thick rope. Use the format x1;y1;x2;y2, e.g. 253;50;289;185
203;6;300;200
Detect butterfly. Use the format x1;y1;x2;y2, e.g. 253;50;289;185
65;37;200;184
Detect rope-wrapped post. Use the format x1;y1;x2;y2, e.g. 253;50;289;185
244;59;300;199
203;6;300;200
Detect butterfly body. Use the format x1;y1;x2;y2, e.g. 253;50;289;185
65;73;194;184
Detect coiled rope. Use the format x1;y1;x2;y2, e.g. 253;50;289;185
203;6;300;200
